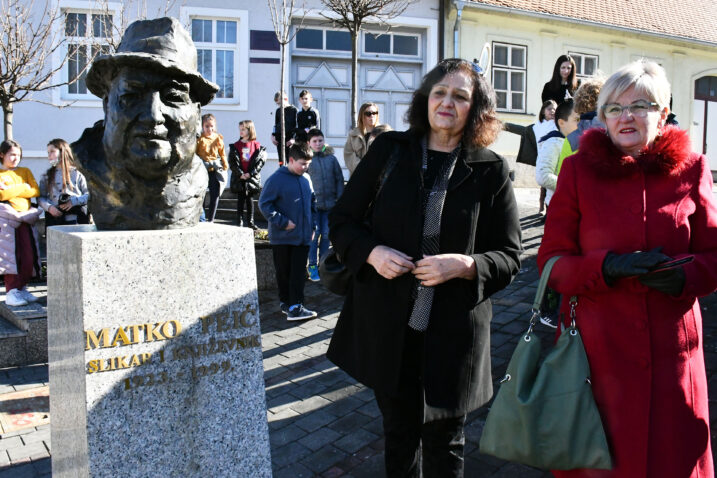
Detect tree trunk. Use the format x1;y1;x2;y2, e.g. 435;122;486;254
350;31;359;128
3;103;13;141
279;43;286;165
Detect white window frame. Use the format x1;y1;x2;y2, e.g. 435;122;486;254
491;41;527;113
361;31;421;58
52;1;121;107
180;7;248;111
294;27;353;53
569;52;599;79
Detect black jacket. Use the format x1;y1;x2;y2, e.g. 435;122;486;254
272;105;298;142
541;81;578;105
327;130;522;416
504;122;538;166
228;144;266;193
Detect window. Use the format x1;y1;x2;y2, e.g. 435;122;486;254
63;11;112;97
192;18;238;99
695;76;717;101
492;42;526;112
569;52;599;78
364;32;419;56
180;7;247;110
295;28;352;52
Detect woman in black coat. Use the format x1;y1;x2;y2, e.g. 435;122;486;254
327;59;522;477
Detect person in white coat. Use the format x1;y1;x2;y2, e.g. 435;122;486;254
535;100;579;210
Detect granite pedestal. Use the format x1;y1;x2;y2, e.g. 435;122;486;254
47;223;271;477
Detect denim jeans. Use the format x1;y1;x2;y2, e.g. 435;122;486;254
308;209;330;267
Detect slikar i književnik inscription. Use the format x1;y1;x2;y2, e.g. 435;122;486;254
83;304;261;391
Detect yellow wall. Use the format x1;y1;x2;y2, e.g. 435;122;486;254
449;5;717;158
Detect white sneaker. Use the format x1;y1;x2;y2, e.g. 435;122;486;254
20;287;39;303
6;289;28;307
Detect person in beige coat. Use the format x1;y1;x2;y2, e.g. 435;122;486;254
344;102;391;175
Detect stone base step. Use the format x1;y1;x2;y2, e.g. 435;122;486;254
0;316;25;339
0;317;28;368
0;285;48;367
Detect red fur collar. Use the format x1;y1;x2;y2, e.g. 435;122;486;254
576;125;695;178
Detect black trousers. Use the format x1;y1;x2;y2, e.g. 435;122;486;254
236;189;255;226
45;206;90;226
374;328;466;478
271;244;309;306
205;172;221;222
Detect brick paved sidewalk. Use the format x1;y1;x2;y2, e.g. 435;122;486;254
260;189;554;477
1;187;715;477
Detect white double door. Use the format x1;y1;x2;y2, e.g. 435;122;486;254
292;59;420;152
692;98;717;176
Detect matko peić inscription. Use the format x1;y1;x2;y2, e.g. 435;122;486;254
83;304;261;391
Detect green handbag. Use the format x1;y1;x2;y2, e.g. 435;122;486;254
479;256;612;470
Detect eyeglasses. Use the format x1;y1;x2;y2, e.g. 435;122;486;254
364;111;379;117
602;100;659;119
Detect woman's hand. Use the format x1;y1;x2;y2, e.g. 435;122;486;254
48;205;63;217
241;173;250;180
412;254;477;287
285;220;296;231
367;245;414;279
58;202;73;212
602;247;671;286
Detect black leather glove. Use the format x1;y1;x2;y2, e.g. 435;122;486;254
638;267;685;296
602;248;672;286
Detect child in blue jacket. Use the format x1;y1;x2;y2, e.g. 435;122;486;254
306;128;344;282
259;142;318;321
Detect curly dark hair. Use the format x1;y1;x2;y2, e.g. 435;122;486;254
573;77;604;115
405;58;501;148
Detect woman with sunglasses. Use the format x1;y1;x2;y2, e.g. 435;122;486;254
344;102;391;175
538;59;717;477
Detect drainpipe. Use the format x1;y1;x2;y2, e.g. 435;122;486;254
453;0;463;58
438;0;445;60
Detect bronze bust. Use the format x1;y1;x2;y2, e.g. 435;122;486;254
72;17;219;230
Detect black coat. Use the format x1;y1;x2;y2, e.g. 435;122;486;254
503;123;538;166
327;130;522;416
541;80;579;105
228;144;266;194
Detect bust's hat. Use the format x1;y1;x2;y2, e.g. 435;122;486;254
86;17;219;106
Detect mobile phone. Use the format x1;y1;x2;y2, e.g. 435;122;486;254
647;256;694;273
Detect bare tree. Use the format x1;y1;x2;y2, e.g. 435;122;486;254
267;0;306;165
0;0;101;140
98;0;180;51
319;0;413;127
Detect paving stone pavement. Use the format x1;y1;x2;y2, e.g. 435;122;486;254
1;187;716;477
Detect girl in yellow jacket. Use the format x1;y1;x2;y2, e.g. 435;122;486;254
0;140;42;306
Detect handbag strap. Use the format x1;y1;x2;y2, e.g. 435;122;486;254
529;256;580;332
532;256;561;311
527;256;561;333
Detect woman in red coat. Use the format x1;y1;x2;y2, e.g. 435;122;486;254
538;59;717;477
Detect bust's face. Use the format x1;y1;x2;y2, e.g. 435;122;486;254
102;66;200;180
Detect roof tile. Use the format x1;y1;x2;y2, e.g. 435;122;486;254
465;0;717;45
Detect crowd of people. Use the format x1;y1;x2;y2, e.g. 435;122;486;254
255;56;716;478
3;53;716;478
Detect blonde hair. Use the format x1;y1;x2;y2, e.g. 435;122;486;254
357;102;379;134
598;60;671;122
239;120;256;141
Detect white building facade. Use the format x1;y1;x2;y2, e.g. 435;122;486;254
13;0;439;182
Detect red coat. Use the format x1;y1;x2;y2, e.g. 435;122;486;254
537;126;717;478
